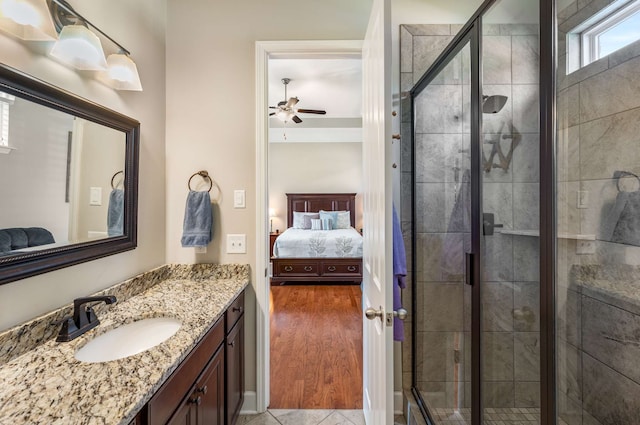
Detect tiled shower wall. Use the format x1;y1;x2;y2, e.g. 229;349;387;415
557;0;640;424
399;23;541;410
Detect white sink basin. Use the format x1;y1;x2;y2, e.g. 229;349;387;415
75;317;182;363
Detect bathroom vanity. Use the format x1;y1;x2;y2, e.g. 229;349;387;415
0;264;249;425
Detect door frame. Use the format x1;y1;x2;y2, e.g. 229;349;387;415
254;39;364;412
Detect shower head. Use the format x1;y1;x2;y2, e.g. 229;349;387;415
482;95;508;114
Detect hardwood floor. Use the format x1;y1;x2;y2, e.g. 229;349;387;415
269;284;363;409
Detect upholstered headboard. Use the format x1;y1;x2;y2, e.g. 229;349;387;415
286;193;357;228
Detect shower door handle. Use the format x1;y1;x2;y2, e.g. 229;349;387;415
465;252;474;286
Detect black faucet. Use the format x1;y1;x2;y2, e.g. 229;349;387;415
56;295;117;342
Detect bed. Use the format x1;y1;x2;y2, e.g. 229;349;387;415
270;193;363;285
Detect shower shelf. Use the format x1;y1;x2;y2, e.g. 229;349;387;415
498;229;596;240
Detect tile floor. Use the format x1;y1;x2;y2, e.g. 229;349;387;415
238;410;407;425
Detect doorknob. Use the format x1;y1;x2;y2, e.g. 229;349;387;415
365;307;384;320
365;307;408;321
394;308;408;321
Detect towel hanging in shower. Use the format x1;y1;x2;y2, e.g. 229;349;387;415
601;171;640;246
392;204;407;341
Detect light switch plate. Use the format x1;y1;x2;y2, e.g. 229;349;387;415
227;234;246;253
89;187;102;206
234;190;246;208
194;246;207;254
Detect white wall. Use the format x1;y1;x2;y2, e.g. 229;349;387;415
268;142;363;231
166;0;372;403
0;0;167;330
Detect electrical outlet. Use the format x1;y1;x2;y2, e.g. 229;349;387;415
577;190;589;209
227;234;246;254
576;240;596;255
194;246;206;254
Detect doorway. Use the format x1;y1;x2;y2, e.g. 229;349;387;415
254;40;365;412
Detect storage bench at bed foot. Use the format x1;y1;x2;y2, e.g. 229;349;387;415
321;262;361;277
274;262;320;277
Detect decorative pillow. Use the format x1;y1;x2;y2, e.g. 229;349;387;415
293;212;319;229
310;218;322;230
335;211;351;229
302;213;320;229
321;217;333;230
319;211;338;229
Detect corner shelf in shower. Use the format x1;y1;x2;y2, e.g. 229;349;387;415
497;229;595;240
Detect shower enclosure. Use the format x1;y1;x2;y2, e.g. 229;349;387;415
407;0;541;423
405;0;640;423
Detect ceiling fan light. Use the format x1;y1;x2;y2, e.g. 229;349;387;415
276;109;294;122
0;0;57;40
49;25;107;71
97;53;143;91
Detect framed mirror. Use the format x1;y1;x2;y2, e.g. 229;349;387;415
0;64;139;285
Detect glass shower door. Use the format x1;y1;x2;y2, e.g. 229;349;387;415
413;39;472;424
480;1;541;423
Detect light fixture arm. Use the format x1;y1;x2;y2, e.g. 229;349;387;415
50;0;131;56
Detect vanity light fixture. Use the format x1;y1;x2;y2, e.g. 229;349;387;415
49;24;107;70
97;53;142;91
0;0;57;40
0;0;143;91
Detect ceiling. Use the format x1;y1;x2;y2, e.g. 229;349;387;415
268;57;362;143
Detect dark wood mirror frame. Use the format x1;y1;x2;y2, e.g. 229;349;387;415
0;63;139;286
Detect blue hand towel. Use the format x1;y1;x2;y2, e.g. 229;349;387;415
107;189;124;237
181;191;213;247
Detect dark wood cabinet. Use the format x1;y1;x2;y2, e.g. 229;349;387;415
194;344;225;425
144;290;245;425
225;318;244;425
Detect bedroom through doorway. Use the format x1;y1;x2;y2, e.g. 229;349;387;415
266;53;364;409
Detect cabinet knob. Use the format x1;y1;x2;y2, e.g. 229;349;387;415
229;340;235;347
347;265;357;272
197;385;208;395
190;396;202;405
304;266;313;272
284;265;293;272
327;266;336;272
232;306;243;313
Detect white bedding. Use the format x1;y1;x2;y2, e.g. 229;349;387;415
273;227;363;258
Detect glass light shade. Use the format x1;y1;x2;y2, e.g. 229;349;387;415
49;25;107;70
276;109;294;122
97;53;143;91
0;0;57;40
269;208;276;218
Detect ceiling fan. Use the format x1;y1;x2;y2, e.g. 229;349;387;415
269;78;326;123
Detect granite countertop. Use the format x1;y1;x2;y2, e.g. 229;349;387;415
570;263;640;315
0;264;250;425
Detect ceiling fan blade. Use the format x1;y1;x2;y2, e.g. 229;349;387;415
292;115;302;124
277;100;287;107
296;109;326;115
286;97;299;108
269;106;278;109
269;112;275;116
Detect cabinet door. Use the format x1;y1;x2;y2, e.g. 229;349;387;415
166;400;197;425
225;317;244;425
196;345;225;425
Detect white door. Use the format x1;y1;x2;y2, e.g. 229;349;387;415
362;0;392;424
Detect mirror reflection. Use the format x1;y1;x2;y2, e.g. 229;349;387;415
0;92;126;257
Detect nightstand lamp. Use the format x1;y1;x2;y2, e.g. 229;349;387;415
269;208;276;233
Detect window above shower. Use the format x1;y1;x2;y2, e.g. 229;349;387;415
565;0;640;73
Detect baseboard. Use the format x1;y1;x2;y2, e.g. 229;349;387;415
240;391;258;415
395;390;403;415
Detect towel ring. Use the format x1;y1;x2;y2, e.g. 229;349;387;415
188;170;213;192
614;171;640;192
110;170;124;190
